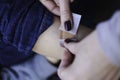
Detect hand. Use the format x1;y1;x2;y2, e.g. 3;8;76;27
40;0;74;31
58;31;120;80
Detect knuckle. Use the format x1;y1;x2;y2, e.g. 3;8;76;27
61;9;70;15
49;5;57;12
61;9;71;20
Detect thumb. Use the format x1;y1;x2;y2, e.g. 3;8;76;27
58;50;74;77
63;38;79;54
59;0;73;31
59;50;73;68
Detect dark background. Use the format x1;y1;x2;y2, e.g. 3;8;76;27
71;0;120;29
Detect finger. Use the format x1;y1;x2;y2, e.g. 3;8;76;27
63;39;79;54
59;50;73;68
54;0;60;6
59;0;73;31
54;0;74;6
41;0;60;16
58;50;74;75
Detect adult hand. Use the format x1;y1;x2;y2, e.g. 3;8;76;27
40;0;74;31
58;31;120;80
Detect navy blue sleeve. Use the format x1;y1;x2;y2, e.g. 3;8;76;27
0;0;54;66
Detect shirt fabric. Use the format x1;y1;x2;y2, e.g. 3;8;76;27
0;0;54;66
0;54;59;80
97;10;120;66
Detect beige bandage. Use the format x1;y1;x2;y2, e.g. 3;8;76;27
59;13;82;45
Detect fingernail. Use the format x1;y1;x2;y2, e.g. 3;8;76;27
65;39;71;43
64;20;72;31
65;38;79;43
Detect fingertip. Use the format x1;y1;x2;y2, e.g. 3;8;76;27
59;0;73;31
64;20;72;31
59;39;70;49
63;39;73;50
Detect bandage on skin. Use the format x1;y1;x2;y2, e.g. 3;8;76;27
32;14;92;62
59;13;82;45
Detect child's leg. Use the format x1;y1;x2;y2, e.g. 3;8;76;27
32;16;92;62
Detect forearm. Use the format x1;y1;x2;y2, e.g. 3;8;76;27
96;11;120;67
93;31;120;80
76;31;120;80
91;31;120;80
78;11;120;80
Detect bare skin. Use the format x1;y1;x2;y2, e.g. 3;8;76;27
35;0;120;79
58;31;120;80
38;0;75;62
40;0;74;31
32;17;92;62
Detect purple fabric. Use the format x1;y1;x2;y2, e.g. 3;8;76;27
0;0;54;66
